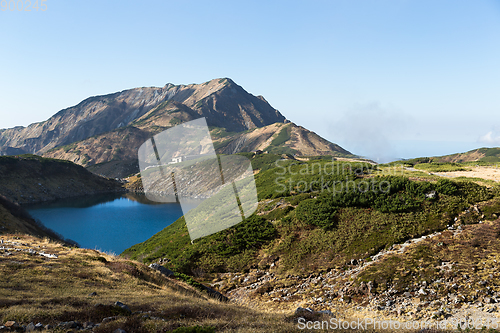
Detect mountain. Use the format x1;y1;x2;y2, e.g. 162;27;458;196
43;120;353;178
0;78;285;156
432;147;500;163
401;147;500;165
0;155;123;204
0;78;353;178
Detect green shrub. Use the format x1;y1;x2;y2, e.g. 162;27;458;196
269;126;291;146
435;179;459;196
295;198;337;229
170;118;182;126
457;181;492;203
208;215;277;256
263;205;294;221
414;162;469;172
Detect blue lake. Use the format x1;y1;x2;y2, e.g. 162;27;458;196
25;193;198;254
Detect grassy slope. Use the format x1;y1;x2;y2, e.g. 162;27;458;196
123;156;500;282
0;234;316;333
0;154;122;204
0;195;67;243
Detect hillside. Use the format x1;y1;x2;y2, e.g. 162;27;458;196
0;78;285;156
0;234;311;333
123;156;500;324
0;155;123;204
402;147;500;164
0;195;67;243
214;122;351;156
386;148;500;185
44;121;353;178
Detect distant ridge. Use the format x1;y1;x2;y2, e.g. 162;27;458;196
399;147;500;165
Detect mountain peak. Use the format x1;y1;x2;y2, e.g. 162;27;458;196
0;78;286;154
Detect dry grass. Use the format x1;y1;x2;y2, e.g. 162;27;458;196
1;234;449;332
0;234;331;332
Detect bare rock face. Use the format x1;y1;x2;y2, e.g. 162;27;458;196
0;78;286;155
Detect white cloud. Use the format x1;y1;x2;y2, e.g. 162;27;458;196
479;131;500;145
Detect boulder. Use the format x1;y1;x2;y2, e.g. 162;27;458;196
115;301;132;314
295;307;313;316
3;321;18;329
25;323;36;332
149;263;175;277
58;321;81;329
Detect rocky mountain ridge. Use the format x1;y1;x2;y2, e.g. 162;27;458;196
0;78;286;156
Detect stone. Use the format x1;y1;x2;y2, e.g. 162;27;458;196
403;292;412;297
88;291;97;296
102;317;117;324
115;301;132;314
317;310;334;316
425;191;437;199
26;322;36;332
367;281;375;294
4;321;18;329
0;326;5;332
149;263;175;277
58;321;80;329
418;288;427;296
433;309;444;317
295;307;313;316
83;322;94;329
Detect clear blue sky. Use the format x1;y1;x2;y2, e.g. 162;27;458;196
1;0;499;162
